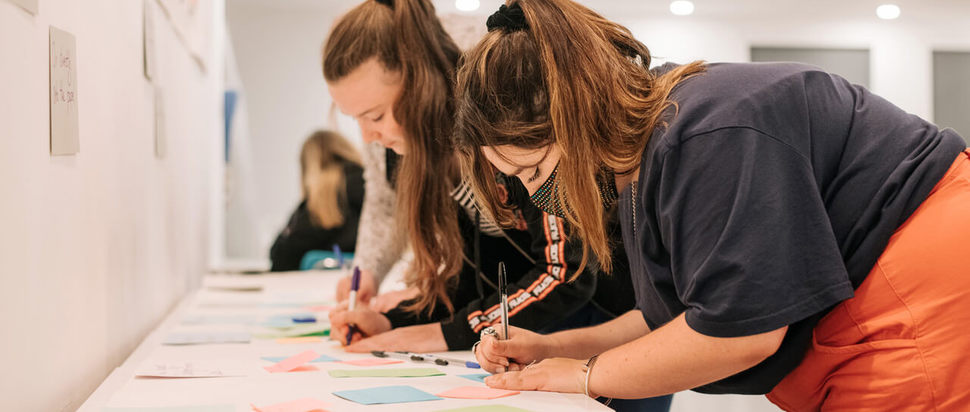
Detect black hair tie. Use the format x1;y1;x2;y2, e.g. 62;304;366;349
375;0;393;8
486;3;528;32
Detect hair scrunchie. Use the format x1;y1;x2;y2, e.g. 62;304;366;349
486;3;528;32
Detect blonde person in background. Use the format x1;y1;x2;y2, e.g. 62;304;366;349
270;130;364;271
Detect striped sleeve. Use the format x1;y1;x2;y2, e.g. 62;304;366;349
440;211;597;349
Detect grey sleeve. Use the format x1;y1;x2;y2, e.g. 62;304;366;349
352;143;406;284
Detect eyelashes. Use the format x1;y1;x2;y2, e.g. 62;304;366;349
525;167;541;183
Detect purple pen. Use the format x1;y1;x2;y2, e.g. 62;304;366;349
346;266;361;345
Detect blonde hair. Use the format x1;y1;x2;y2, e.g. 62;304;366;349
454;0;705;275
301;130;361;229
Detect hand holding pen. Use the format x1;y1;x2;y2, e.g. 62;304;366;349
345;266;361;345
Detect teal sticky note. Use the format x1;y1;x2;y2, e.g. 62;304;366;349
102;406;234;412
262;354;339;363
333;385;442;405
458;373;490;383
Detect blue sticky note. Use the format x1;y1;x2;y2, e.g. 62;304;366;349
458;373;491;383
261;354;339;363
333;385;442;405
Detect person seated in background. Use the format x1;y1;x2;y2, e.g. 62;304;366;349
269;130;364;271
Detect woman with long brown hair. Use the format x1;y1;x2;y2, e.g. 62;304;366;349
455;0;970;409
320;7;653;407
269;130;364;271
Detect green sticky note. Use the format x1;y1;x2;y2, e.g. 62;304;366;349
253;323;330;339
434;405;533;412
328;367;445;378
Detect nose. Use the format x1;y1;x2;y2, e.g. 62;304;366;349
358;122;381;144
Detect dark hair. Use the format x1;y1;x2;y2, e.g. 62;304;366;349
454;0;705;275
323;0;464;315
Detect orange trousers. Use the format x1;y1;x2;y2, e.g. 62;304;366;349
767;149;970;411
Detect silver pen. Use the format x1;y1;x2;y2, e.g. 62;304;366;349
498;261;509;340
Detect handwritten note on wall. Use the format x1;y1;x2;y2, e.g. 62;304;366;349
49;26;79;155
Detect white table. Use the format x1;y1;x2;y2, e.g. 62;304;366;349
78;271;613;412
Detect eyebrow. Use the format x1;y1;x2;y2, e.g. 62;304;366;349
355;104;383;118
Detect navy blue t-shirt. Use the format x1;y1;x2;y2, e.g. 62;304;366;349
617;62;966;394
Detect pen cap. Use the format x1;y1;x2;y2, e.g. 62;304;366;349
350;266;361;290
333;244;344;266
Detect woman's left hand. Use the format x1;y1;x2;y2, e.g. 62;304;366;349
484;357;589;395
345;322;448;353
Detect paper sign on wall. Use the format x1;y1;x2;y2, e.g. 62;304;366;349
5;0;38;14
49;26;79;156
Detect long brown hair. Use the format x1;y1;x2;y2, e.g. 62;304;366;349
300;130;361;229
322;0;463;315
454;0;705;275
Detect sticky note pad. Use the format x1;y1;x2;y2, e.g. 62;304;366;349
458;373;490;383
135;361;245;378
276;336;322;344
102;406;235;412
339;358;402;366
262;354;338;363
332;385;442;405
328;367;445;378
264;350;319;373
434;406;533;412
436;386;520;400
251;397;330;412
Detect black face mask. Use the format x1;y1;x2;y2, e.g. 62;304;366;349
528;163;618;217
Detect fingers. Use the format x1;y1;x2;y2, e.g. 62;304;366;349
485;370;538;391
335;275;350;302
477;335;511;373
344;334;374;352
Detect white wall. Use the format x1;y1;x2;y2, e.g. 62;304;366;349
224;1;362;261
613;2;970;121
0;0;224;410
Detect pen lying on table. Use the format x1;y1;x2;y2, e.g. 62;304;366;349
371;350;481;369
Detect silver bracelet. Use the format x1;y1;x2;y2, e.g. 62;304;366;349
584;354;600;398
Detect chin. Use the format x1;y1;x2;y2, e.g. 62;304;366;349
389;143;406;155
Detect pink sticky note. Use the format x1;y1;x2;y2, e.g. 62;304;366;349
339;358;404;367
264;350;320;373
304;305;335;312
276;336;323;344
251;397;330;412
436;386;520;400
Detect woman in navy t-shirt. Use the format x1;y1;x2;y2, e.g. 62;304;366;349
454;0;970;409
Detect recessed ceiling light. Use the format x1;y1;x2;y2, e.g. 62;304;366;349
876;4;901;20
455;0;480;12
669;0;695;16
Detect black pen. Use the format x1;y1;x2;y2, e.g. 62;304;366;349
371;350;481;369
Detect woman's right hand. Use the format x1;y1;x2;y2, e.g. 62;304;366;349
336;269;378;304
328;301;392;345
476;324;559;373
